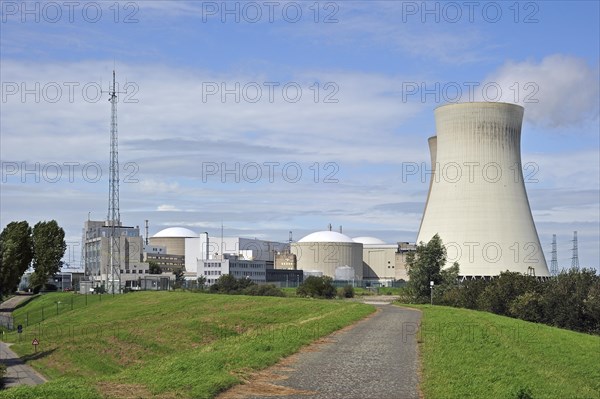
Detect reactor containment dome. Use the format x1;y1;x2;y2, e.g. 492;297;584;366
292;231;363;279
152;227;199;238
417;102;549;278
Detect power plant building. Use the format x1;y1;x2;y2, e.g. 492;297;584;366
354;237;415;282
291;231;364;280
147;227;198;272
185;236;289;274
417;102;549;278
82;220;150;290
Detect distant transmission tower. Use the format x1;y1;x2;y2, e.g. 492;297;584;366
571;231;580;270
550;234;559;276
106;70;122;294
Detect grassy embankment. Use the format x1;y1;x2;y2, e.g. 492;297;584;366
408;304;600;399
0;291;374;399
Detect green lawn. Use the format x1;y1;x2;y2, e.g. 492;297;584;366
0;291;374;399
408;304;600;399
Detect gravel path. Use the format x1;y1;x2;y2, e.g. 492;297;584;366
219;303;422;399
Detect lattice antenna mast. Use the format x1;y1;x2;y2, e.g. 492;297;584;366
106;70;123;294
550;234;559;276
571;231;579;270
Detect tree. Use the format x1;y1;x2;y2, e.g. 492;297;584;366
148;261;161;274
172;268;185;289
30;220;66;289
509;291;545;323
0;221;34;298
405;234;459;302
478;271;541;316
441;278;488;309
541;268;599;332
196;275;206;290
210;274;255;294
296;276;336;299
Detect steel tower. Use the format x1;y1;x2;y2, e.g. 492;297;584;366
571;231;580;270
550;234;559;276
106;70;121;294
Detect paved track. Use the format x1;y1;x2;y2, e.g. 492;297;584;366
1;294;47;389
219;303;422;399
1;341;47;388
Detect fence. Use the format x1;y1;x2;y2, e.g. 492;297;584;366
2;294;115;332
0;314;13;330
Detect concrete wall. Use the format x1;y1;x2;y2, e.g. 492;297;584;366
362;246;397;279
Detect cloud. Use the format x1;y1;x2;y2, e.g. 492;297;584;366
480;55;600;127
156;204;180;212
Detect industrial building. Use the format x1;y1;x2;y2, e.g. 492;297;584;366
274;251;297;270
81;220;150;291
354;237;415;282
146;227;198;272
291;231;364;280
417;102;550;278
185;235;289;273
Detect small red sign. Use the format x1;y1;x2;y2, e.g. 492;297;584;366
32;338;39;346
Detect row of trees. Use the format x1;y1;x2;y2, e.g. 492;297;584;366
208;274;285;297
188;275;354;299
0;220;66;299
439;269;600;334
405;234;600;334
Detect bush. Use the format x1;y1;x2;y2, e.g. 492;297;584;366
509;292;545;323
0;363;5;388
478;272;541;316
513;387;533;399
210;274;255;294
541;268;599;332
297;276;336;299
242;284;285;297
434;268;600;335
337;285;354;298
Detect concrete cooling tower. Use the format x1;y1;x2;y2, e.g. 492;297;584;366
417;102;549;277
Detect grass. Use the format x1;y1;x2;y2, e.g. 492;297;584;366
0;291;374;399
9;292;118;328
406;304;600;399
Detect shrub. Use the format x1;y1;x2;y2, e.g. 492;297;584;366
478;272;541;316
513;387;533;399
242;284;285;297
509;292;545;323
337;285;354;298
541;268;599;332
297;276;336;299
210;274;255;294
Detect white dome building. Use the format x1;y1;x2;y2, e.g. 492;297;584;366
149;227;198;256
291;231;363;279
152;227;199;238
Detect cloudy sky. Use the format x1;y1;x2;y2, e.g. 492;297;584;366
1;1;598;271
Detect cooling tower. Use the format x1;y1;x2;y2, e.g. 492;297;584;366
417;102;549;277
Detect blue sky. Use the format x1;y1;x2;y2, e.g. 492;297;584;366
1;1;598;271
